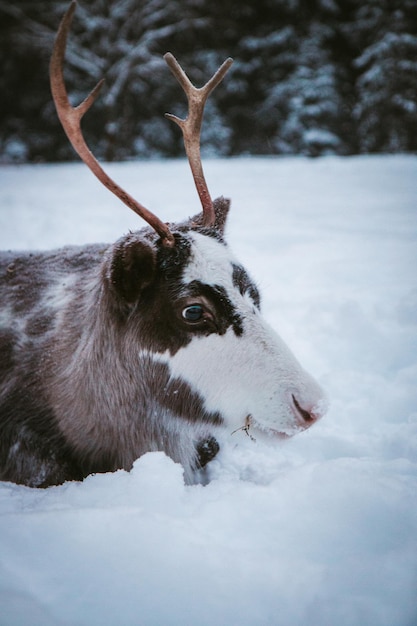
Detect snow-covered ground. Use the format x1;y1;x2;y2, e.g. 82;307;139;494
0;155;416;626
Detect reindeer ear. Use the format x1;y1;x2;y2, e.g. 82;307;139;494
107;235;157;303
213;196;231;234
188;196;231;233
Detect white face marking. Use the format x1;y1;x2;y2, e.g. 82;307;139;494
167;232;327;436
182;232;240;291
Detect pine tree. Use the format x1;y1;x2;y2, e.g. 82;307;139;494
352;0;417;152
276;21;348;156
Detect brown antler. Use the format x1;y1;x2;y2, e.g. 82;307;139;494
50;1;175;247
164;53;233;227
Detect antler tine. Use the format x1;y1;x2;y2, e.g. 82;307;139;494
50;1;175;247
164;53;233;227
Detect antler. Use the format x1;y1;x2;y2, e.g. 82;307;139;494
50;1;175;247
164;53;233;227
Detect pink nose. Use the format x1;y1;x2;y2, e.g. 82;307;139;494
292;395;322;426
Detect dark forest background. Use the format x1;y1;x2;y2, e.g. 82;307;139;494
0;0;416;163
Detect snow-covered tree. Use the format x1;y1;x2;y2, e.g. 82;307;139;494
270;22;348;156
352;2;417;152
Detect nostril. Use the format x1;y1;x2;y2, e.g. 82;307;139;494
292;395;315;423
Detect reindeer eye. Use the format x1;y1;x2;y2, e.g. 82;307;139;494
182;304;204;322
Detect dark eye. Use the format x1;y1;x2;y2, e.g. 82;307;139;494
182;304;204;322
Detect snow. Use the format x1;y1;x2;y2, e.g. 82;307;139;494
0;155;416;626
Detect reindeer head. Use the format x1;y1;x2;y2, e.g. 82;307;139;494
49;1;327;444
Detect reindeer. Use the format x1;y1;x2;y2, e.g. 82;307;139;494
0;1;327;488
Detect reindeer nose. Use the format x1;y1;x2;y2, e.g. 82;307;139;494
291;395;321;425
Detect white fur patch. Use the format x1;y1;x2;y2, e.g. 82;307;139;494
42;273;78;311
182;232;239;291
